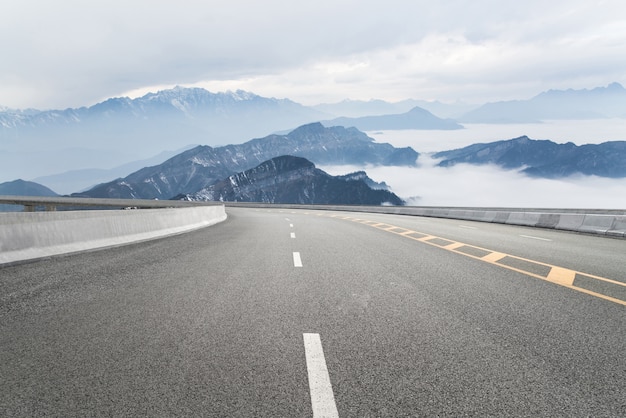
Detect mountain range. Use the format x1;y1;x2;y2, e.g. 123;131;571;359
0;87;464;185
2;82;625;208
0;87;325;144
459;83;626;123
312;99;476;119
179;155;404;205
73;123;418;200
2;82;625;187
4;130;626;209
434;136;626;178
31;146;195;195
0;87;329;181
322;106;463;131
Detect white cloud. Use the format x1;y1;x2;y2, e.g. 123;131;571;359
366;120;626;152
320;161;626;209
1;0;626;108
320;121;626;209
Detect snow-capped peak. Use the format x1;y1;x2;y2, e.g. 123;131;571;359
226;89;259;101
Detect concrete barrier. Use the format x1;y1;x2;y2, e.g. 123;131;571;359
577;214;615;235
555;214;586;232
224;202;625;238
575;214;626;238
506;212;543;227
608;216;626;238
0;206;226;265
402;208;624;237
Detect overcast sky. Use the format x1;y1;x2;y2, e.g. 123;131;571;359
2;0;625;110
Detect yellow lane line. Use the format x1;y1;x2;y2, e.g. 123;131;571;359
444;242;465;251
547;267;577;286
482;252;508;263
317;212;626;306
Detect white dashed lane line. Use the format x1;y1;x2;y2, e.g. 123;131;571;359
293;252;303;267
520;234;552;241
289;219;299;266
303;333;339;418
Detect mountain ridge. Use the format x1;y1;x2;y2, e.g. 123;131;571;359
434;136;626;178
179;155;405;205
322;106;463;130
312;99;476;119
0;87;330;181
74;123;418;200
459;83;626;123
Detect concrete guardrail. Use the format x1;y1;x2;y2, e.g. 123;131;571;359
0;198;226;265
224;202;626;238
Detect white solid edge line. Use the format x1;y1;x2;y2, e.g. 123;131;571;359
303;333;339;418
293;252;303;267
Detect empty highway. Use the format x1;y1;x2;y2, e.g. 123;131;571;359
1;207;625;416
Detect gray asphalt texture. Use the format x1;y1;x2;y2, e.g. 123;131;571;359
1;207;625;417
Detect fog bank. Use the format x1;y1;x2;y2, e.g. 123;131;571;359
322;121;626;209
321;160;626;209
366;119;626;152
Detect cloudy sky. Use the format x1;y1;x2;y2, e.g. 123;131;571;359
2;0;625;110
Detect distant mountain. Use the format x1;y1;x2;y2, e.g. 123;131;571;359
0;179;58;196
434;136;626;178
0;87;329;181
74;123;418;199
313;99;414;118
177;155;404;205
0;179;58;211
459;83;626;123
32;146;196;195
312;99;477;119
411;100;478;119
323;106;463;130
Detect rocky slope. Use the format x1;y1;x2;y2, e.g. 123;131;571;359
75;123;418;199
178;155;404;205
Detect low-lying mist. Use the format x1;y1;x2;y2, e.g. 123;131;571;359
321;160;626;209
322;121;626;209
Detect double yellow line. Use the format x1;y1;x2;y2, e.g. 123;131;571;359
321;213;626;307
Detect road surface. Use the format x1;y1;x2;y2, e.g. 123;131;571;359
1;207;625;416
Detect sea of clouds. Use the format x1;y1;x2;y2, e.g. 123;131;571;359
320;119;626;209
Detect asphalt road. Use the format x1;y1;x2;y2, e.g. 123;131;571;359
1;207;625;417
